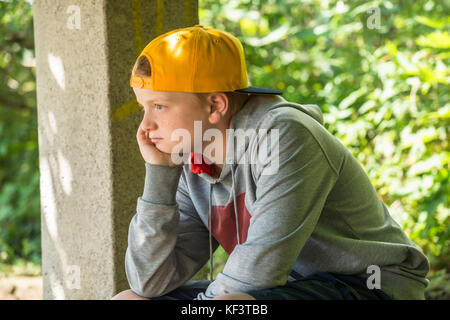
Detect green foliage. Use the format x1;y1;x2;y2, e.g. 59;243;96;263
425;269;450;299
198;0;449;276
0;0;40;267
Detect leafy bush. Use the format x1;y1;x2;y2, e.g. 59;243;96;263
197;0;449;276
0;0;40;268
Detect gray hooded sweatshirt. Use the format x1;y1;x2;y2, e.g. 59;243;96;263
125;94;430;300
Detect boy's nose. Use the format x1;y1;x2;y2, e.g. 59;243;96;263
141;117;157;131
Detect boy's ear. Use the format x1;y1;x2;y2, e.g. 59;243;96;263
207;93;229;124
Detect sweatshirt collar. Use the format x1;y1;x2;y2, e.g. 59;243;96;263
189;95;254;184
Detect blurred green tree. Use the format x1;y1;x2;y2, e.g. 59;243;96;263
0;0;41;271
195;0;449;279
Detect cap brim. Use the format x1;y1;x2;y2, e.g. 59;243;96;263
234;86;283;95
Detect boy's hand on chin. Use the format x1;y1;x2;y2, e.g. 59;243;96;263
136;125;186;167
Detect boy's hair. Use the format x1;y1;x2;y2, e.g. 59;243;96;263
131;55;248;115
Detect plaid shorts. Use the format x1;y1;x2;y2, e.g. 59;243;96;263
151;272;392;300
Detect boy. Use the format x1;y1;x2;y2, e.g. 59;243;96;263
112;25;429;300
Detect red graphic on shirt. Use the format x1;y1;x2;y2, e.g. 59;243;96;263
190;153;215;177
209;192;251;254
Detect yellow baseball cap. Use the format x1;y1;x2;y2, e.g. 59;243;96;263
130;24;283;95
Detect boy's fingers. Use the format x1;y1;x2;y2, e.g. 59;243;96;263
137;126;147;140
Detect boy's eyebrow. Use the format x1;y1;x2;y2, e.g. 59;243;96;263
137;98;171;106
136;99;155;107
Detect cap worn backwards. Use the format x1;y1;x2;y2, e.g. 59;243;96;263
130;24;282;95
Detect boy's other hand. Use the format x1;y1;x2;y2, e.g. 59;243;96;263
136;124;186;167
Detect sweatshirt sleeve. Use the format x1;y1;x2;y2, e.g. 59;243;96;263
200;116;339;298
125;162;218;298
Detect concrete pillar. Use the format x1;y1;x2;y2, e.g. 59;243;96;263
33;0;198;299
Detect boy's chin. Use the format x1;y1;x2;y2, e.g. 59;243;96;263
159;148;190;162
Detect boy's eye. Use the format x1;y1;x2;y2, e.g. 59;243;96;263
138;103;165;113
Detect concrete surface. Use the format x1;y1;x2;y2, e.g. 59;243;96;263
33;0;198;299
